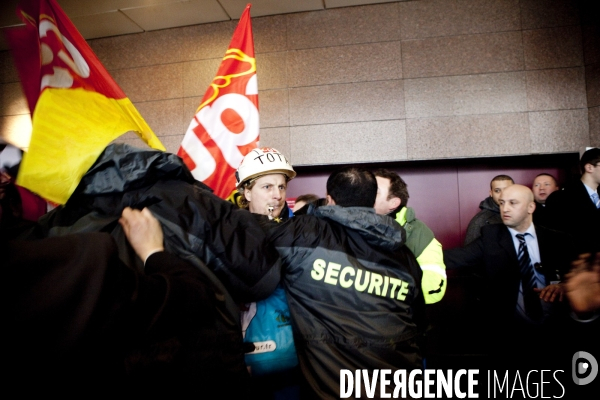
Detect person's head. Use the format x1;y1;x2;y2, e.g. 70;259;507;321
580;148;600;187
532;173;559;204
236;147;295;217
373;168;409;215
499;184;536;232
292;193;319;213
489;174;514;205
326;167;377;208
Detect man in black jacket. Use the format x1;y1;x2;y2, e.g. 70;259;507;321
464;174;514;245
545;147;600;254
262;167;425;400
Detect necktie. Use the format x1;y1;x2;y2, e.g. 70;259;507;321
592;192;600;209
516;233;542;320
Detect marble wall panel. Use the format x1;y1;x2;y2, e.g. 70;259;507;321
291;120;406;165
157;133;187;154
0;51;18;84
523;26;583;70
586;62;600;108
183;96;202;124
253;14;288;54
176;20;239;62
259;126;291;161
287;3;400;50
520;0;580;30
406;113;530;159
256;52;288;90
529;109;590;153
399;0;520;40
289;80;404;125
589;106;600;147
402;31;524;78
260;89;290;128
526;67;587;111
90;28;187;71
583;25;600;65
112;63;183;102
405;71;527;118
288;41;402;87
182;58;224;98
0;82;28;116
134;98;186;137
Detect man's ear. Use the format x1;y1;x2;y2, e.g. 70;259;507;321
584;163;595;174
489;190;493;197
528;201;536;214
390;197;401;210
326;195;335;205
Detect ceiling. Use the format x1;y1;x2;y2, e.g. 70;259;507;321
0;0;400;51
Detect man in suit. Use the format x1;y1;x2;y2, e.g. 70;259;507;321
545;147;600;254
444;185;575;367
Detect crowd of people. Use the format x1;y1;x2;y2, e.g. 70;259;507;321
2;142;599;397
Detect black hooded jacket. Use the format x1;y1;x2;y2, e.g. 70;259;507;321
262;205;426;399
35;144;283;389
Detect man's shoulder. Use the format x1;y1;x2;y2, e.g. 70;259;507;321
479;222;509;238
547;180;586;203
468;208;501;225
535;224;571;242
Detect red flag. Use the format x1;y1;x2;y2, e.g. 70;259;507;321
5;0;164;204
178;4;258;199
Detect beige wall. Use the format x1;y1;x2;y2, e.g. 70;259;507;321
1;0;599;165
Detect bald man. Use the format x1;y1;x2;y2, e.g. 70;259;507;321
444;185;576;367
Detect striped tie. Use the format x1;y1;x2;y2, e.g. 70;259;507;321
516;233;542;320
592;192;600;209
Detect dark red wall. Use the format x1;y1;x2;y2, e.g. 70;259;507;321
287;153;580;250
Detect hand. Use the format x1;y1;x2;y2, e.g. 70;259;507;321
0;170;11;200
119;207;164;263
565;253;600;313
534;284;563;303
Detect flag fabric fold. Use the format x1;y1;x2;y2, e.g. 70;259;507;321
178;4;259;199
5;0;164;205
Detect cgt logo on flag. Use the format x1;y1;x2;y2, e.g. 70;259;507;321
6;0;164;204
178;4;259;199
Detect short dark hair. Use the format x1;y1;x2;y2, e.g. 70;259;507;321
373;168;409;207
295;193;319;204
490;174;514;188
326;167;377;208
533;173;557;185
580;148;600;174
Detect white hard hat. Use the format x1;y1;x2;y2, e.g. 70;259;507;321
236;147;296;188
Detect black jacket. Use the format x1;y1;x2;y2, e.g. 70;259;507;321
33;144;283;391
545;180;600;254
264;206;425;399
38;144;281;304
464;196;502;245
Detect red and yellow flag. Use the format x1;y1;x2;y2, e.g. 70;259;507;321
178;4;258;199
5;0;164;205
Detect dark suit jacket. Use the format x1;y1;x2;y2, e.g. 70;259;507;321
545;179;600;254
444;223;575;359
